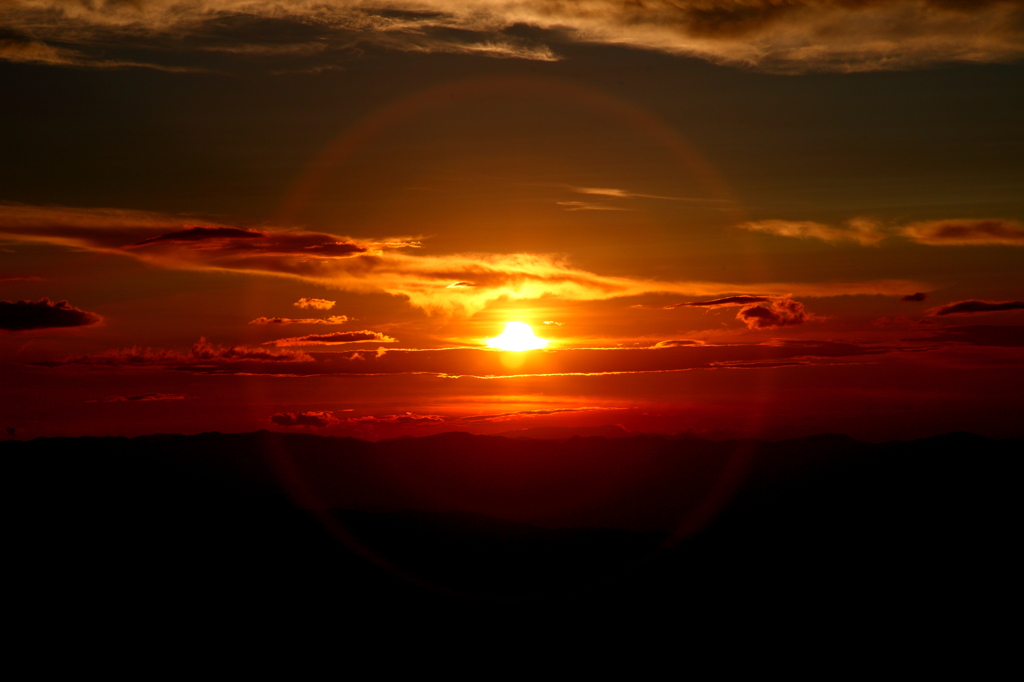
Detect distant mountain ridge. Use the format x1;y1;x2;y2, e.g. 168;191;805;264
4;429;1017;629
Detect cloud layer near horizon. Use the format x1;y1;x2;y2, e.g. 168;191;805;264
36;337;912;377
2;1;1022;73
0;203;927;315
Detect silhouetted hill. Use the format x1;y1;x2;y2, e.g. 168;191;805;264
3;430;1018;642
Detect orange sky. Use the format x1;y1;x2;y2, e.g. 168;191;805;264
1;0;1023;441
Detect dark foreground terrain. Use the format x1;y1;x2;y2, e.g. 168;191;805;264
4;430;1018;652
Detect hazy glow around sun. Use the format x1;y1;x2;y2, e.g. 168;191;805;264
486;321;549;351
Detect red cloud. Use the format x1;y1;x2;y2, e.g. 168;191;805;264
271;411;340;428
736;298;811;329
294;298;336;310
0;298;102;331
41;337;313;366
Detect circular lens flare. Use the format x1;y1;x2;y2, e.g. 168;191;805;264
486;322;549;351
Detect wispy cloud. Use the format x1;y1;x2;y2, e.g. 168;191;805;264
0;203;928;315
2;1;1021;73
559;186;723;211
0;37;203;71
570;186;707;202
555;201;629;212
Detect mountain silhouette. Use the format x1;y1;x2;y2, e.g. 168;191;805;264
4;430;1017;642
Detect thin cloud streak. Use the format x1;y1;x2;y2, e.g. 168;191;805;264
738;216;1024;247
268;331;398;346
737;218;886;245
901;219;1024;246
250;316;349;325
35;339;908;378
929;300;1024;316
0;203;929;315
37;337;313;367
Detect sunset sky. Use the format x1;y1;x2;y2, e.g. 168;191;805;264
2;0;1022;441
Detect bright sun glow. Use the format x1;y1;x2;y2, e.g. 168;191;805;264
486;321;549;351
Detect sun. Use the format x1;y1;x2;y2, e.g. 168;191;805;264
486;321;549;352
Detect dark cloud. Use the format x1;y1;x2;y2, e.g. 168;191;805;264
736;298;811;329
902;292;929;302
0;298;102;331
271;411;340;428
249;315;349;325
131;226;264;246
902;219;1024;246
132;227;369;257
654;339;703;348
929;300;1024;316
268;331;398;346
667;296;771;309
38;337;313;367
669;294;814;330
5;427;15;438
94;393;191;402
